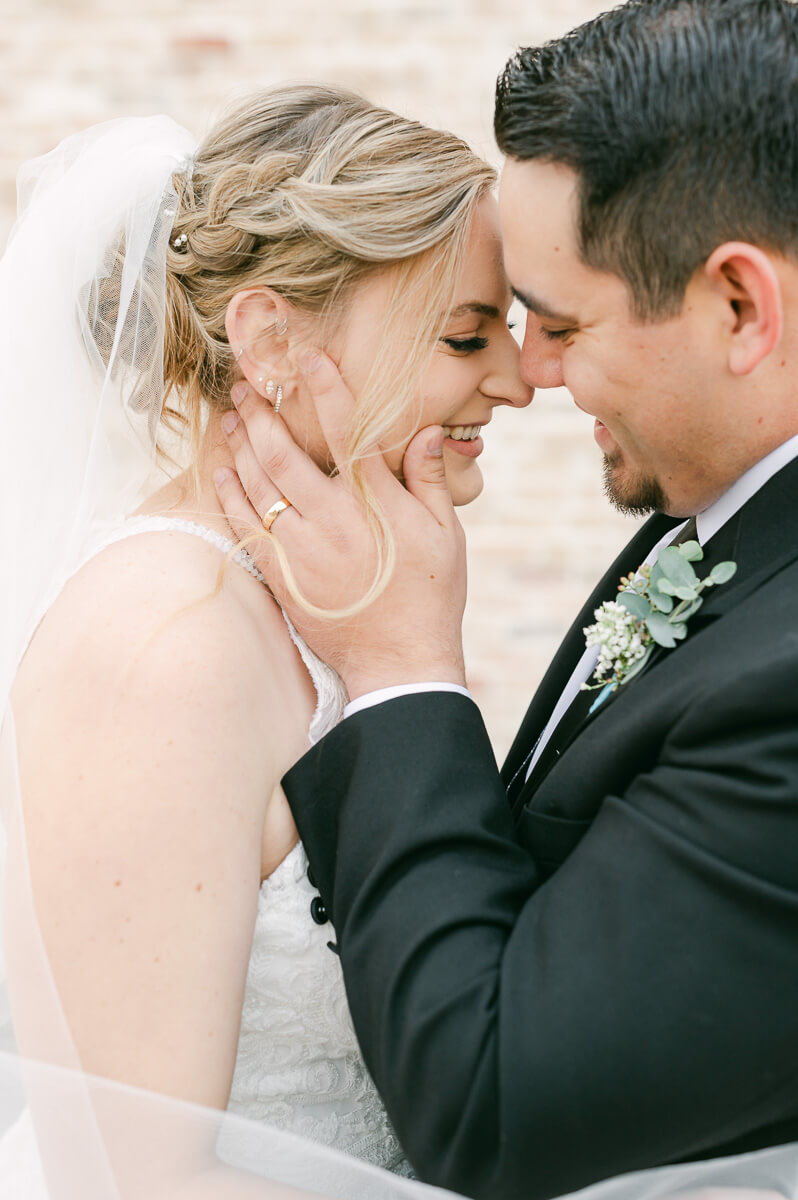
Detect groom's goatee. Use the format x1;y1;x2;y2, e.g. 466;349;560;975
602;454;668;517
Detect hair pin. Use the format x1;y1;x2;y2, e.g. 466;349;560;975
172;233;188;250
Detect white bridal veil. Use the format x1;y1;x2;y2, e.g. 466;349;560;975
0;114;796;1200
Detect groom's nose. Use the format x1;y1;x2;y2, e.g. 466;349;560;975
520;313;566;390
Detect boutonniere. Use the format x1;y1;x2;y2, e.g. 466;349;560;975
581;539;737;711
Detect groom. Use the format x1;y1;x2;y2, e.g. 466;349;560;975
216;1;798;1197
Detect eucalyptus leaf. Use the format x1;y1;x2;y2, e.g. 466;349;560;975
676;597;704;621
649;589;675;614
649;563;676;609
710;561;738;585
658;546;700;589
649;561;667;588
645;611;678;648
672;585;698;601
671;622;688;640
678;541;703;562
618;591;651;619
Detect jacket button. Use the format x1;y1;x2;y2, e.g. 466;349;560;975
310;896;328;925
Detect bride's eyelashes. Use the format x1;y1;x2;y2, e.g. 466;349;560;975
441;334;489;353
440;321;517;355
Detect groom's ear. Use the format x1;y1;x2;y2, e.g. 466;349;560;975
703;242;783;376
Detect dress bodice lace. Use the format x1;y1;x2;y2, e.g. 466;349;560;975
222;838;410;1175
85;516;413;1176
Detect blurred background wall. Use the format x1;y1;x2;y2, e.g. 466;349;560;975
0;0;639;758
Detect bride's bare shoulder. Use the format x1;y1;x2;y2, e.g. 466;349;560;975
55;527;283;647
14;528;315;749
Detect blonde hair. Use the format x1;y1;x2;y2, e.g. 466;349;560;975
164;83;496;616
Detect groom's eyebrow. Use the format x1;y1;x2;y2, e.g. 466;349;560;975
511;286;577;324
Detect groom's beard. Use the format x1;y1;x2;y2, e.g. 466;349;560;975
602;451;668;517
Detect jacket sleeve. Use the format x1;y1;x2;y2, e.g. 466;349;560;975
282;675;798;1200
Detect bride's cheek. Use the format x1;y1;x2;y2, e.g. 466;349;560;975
382;444;406;479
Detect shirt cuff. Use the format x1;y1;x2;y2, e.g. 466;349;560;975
344;682;473;720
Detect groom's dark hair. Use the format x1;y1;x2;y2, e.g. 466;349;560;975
495;0;798;319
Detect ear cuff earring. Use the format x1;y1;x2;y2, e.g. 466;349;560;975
233;316;286;365
256;377;284;415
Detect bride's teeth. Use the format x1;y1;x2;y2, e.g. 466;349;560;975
442;424;482;441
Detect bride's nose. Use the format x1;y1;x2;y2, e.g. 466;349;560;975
483;334;535;410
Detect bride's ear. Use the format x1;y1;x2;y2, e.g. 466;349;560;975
225;287;292;386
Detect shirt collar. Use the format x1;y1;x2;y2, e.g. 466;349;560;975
695;432;798;545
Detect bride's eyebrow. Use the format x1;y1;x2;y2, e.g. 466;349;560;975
448;301;501;319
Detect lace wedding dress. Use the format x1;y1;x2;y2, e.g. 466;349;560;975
0;515;413;1194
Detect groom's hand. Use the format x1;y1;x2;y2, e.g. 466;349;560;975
214;353;467;699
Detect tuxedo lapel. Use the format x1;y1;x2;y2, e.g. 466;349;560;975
514;518;744;807
521;512;742;786
687;457;798;618
501;512;679;799
512;453;798;813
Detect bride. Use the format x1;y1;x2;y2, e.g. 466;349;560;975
0;82;528;1196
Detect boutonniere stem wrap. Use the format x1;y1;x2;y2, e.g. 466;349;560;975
581;540;737;712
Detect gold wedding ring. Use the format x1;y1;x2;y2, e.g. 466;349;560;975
261;496;292;533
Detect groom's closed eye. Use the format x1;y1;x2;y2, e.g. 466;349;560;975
539;326;574;342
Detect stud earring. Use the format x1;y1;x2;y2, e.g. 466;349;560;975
274;314;288;336
264;379;277;400
274;385;284;415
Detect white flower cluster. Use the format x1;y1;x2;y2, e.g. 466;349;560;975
583;599;650;685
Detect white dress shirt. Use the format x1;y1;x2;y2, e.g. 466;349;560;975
343;434;798;770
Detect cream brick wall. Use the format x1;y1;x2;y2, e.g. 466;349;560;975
0;0;639;757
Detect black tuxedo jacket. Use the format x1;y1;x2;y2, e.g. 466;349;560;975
283;457;798;1200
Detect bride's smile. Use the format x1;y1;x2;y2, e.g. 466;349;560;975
212;193;531;513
